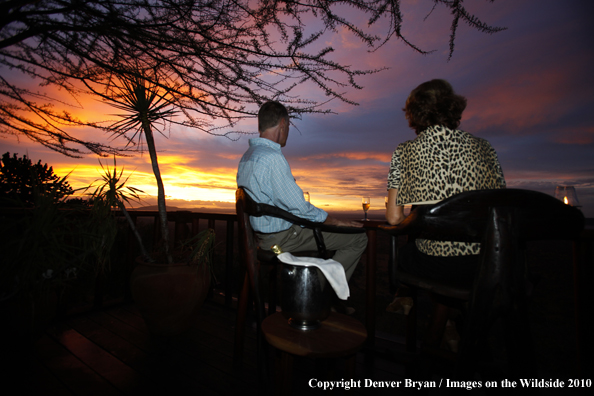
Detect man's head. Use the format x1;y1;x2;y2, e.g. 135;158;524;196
258;101;289;147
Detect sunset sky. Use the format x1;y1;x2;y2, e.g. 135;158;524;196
2;0;593;218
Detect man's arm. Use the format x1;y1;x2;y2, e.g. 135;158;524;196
267;154;329;223
324;215;364;228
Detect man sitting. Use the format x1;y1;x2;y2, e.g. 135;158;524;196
237;101;367;311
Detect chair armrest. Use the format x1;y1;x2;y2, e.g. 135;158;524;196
242;190;364;257
247;195;365;234
379;189;585;242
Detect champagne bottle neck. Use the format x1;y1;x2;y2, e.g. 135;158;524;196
271;245;283;255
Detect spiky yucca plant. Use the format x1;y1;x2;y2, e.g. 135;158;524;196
101;74;177;263
90;157;151;261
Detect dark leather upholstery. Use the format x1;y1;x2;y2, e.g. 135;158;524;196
380;188;584;379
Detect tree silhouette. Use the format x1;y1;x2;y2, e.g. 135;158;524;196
0;0;505;157
0;152;73;206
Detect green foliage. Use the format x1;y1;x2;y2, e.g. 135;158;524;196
89;157;152;261
0;152;74;206
181;228;216;269
0;155;119;302
86;158;142;267
0;194;101;301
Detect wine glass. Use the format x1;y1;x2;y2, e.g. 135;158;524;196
304;191;310;203
554;186;580;207
385;196;389;208
362;197;370;221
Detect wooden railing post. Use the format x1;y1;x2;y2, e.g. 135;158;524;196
174;211;192;247
226;219;235;307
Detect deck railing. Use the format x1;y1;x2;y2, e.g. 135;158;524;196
1;207;240;312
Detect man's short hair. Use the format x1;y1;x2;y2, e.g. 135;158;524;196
258;101;289;133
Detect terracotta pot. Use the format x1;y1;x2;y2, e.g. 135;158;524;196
130;256;210;336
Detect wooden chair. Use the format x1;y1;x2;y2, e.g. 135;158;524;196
380;189;585;380
234;187;366;392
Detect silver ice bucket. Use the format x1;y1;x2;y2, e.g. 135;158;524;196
280;262;332;330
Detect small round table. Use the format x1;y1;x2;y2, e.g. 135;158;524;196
261;312;367;395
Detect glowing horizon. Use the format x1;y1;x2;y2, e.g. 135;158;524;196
53;158;390;213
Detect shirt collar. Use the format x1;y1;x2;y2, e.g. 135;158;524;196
249;137;281;150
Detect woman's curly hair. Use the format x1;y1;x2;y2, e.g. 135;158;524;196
403;79;467;134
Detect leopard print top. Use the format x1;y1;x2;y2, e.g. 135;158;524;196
387;125;506;257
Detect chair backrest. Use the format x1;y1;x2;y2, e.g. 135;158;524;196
384;189;584;378
236;188;267;323
382;188;584;309
392;188;584;243
416;189;583;338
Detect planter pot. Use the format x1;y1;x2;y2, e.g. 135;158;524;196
130;256;210;336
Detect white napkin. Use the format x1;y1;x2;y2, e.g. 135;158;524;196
277;252;350;300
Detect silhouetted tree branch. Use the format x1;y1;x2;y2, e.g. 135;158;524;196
0;0;505;156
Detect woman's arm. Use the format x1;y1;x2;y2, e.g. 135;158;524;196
385;188;406;225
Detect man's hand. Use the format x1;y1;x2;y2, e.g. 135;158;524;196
324;215;364;228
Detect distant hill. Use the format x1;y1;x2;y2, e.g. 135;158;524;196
127;205;388;220
129;205;236;214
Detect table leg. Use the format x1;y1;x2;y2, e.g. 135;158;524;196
573;231;594;377
365;228;377;345
275;350;293;396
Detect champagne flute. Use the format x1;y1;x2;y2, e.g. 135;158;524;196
362;197;370;221
385;196;389;208
304;191;310;203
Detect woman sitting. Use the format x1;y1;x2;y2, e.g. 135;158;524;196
385;79;506;318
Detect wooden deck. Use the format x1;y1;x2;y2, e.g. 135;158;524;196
3;287;591;396
4;294;431;396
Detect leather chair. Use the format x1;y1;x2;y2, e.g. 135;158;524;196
234;187;366;391
380;189;585;380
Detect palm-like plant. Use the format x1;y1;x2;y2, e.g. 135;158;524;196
90;157;151;261
100;73;178;264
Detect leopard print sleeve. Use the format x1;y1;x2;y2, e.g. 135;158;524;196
489;144;506;188
387;147;401;190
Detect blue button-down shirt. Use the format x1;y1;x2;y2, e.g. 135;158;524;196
237;138;328;233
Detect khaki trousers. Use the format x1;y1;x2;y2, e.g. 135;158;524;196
257;224;367;281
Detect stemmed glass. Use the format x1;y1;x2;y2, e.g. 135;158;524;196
304;191;310;203
385;196;389;208
554;186;580;207
362;197;370;221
